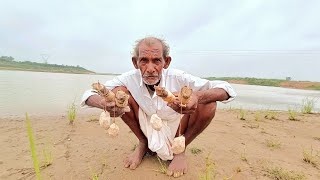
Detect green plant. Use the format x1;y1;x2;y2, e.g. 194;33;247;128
264;110;277;120
266;139;281;149
155;156;168;174
199;153;216;180
264;166;306;180
68;102;77;125
301;98;315;114
89;166;99;180
303;147;318;167
239;109;246;120
288;108;298;121
190;147;202;155
254;111;261;121
92;174;99;180
26;113;41;180
42;145;53;167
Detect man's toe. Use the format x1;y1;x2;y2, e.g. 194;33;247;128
124;160;130;168
166;170;173;176
173;172;180;178
129;162;137;170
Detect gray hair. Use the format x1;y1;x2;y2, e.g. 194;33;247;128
132;36;170;58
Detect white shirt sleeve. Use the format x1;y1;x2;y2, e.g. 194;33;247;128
178;72;237;103
80;89;98;108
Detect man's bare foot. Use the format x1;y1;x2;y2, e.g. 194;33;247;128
123;141;148;170
167;153;188;178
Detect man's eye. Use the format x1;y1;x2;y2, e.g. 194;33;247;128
140;59;147;63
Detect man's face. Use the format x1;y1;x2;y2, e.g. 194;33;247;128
132;41;171;85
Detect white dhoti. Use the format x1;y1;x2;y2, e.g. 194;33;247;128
138;108;181;160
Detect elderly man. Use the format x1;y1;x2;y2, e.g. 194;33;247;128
81;36;236;178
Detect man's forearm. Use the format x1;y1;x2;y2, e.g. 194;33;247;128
196;88;230;104
85;94;105;109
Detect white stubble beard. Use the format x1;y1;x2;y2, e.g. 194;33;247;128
142;77;160;85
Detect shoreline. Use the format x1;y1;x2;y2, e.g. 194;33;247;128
0;67;94;75
0;68;120;76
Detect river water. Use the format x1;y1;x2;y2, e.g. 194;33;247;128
0;70;319;117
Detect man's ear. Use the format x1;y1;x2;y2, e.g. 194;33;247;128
163;56;171;69
132;57;138;69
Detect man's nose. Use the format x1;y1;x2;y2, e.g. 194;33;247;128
146;63;156;74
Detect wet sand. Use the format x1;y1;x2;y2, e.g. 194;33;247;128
0;108;319;179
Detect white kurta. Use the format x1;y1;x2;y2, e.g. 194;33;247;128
81;68;236;160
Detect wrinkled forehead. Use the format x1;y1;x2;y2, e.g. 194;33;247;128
138;40;163;58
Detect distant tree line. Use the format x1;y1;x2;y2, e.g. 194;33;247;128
0;56;15;61
0;56;94;74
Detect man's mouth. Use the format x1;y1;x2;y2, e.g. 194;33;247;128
143;75;159;78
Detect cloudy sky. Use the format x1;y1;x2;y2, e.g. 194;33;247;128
1;0;320;81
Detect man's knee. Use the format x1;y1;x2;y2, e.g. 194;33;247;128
113;86;139;120
197;102;217;121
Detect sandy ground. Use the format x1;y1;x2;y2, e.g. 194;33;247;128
1;109;319;180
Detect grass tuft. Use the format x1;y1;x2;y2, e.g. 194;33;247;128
254;111;261;121
264;166;306;180
199;153;216;180
264;110;278;120
303;147;318;167
301;98;315;114
266;139;281;150
92;174;99;180
288;108;299;121
190;147;202;155
42;145;53;167
238;109;246;120
155;156;168;174
68;102;77;125
26;113;41;180
89;166;99;180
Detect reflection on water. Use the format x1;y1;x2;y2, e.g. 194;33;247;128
0;70;114;116
1;70;320;117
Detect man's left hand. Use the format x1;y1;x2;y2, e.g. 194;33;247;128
167;93;198;114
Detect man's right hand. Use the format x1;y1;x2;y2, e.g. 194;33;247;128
86;94;129;117
103;100;127;117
